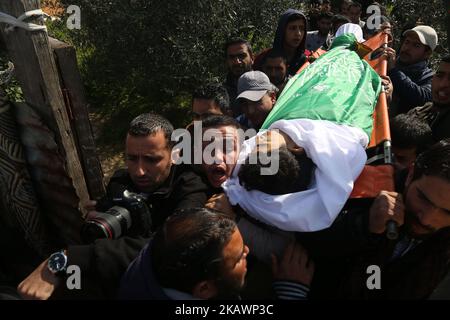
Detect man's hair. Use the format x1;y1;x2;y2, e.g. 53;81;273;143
349;1;362;10
391;113;433;155
364;15;390;34
332;14;351;25
261;49;288;66
128;113;174;148
224;38;253;57
413;138;450;182
238;146;315;195
201;114;241;131
318;11;334;21
340;0;352;6
151;207;237;293
286;12;306;25
193;83;230;114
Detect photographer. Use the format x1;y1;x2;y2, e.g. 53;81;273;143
17;113;209;299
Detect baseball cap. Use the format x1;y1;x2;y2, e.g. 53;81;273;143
403;25;438;51
236;71;277;101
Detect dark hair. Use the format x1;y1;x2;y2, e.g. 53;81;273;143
151;207;237;293
349;1;362;10
224;38;253;57
340;0;352;7
413;139;450;182
261;48;288;66
286;12;306;26
318;11;334;21
391;114;433;155
238;146;314;195
332;14;351;25
193;83;230;114
128;113;174;148
201;114;241;131
364;15;390;34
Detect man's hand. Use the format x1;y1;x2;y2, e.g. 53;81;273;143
369;191;405;234
382;47;397;71
17;259;61;300
83;200;97;212
205;193;235;218
271;242;315;286
380;75;394;105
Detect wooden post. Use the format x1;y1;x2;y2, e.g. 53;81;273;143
49;37;106;200
0;0;90;214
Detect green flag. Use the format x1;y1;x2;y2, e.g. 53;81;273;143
261;34;381;138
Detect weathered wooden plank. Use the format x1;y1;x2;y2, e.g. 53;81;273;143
49;37;105;200
0;0;90;216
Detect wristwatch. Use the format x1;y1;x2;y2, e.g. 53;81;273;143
47;250;68;276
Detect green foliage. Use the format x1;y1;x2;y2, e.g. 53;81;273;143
0;52;24;102
53;0;306;143
387;0;448;55
47;1;448;144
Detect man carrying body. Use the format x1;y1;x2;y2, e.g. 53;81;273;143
383;25;438;115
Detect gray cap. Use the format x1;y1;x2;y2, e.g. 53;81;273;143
236;71;277;101
403;25;438;51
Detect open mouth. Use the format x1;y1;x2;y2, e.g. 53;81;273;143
212;166;226;177
208;166;228;186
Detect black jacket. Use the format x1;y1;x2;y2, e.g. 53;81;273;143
388;60;434;115
118;242;170;300
64;164;209;298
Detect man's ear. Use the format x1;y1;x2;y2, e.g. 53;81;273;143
269;91;277;104
288;145;305;156
424;47;433;60
192;280;218;299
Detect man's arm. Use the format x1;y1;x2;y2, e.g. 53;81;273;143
389;67;433;108
171;168;209;211
272;242;315;300
297;191;405;260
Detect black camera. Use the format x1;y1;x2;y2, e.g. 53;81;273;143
81;190;152;243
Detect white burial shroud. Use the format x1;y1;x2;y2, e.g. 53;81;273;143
222;118;368;232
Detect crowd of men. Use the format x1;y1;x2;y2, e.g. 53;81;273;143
2;0;450;300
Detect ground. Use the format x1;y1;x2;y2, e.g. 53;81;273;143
89;112;124;184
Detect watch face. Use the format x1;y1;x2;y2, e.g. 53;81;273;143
48;252;67;273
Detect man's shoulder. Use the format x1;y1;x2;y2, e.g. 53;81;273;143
172;164;209;189
110;168;129;180
407;101;435;120
107;169;134;191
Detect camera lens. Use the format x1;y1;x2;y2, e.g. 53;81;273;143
81;206;132;243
